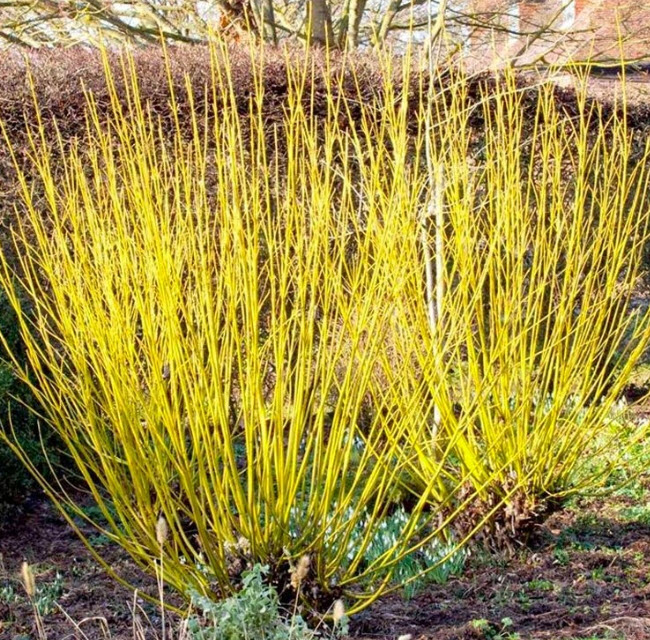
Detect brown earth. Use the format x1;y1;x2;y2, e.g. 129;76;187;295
0;494;173;639
2;472;650;639
353;501;650;640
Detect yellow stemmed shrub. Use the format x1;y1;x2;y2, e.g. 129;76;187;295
384;71;650;534
2;39;650;613
0;46;507;612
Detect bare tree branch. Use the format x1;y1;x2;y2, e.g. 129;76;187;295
0;0;647;73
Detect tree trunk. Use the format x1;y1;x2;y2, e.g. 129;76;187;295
346;0;367;48
308;0;333;47
261;0;277;43
375;0;401;44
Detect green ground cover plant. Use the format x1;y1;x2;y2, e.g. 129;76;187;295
0;287;65;522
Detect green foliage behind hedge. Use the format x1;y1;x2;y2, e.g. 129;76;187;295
0;291;59;523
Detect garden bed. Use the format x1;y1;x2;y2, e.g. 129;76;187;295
2;465;650;640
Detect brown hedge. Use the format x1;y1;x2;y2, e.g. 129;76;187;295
0;45;402;227
2;44;646;155
1;43;649;232
0;44;394;149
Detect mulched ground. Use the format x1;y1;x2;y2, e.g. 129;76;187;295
353;499;650;640
1;483;650;640
0;495;172;639
4;390;650;639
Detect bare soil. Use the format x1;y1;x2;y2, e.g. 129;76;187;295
0;495;170;639
3;396;650;639
0;479;649;640
353;499;650;640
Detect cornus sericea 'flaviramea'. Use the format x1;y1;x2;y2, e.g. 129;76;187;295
0;44;512;613
381;70;650;525
1;41;649;613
